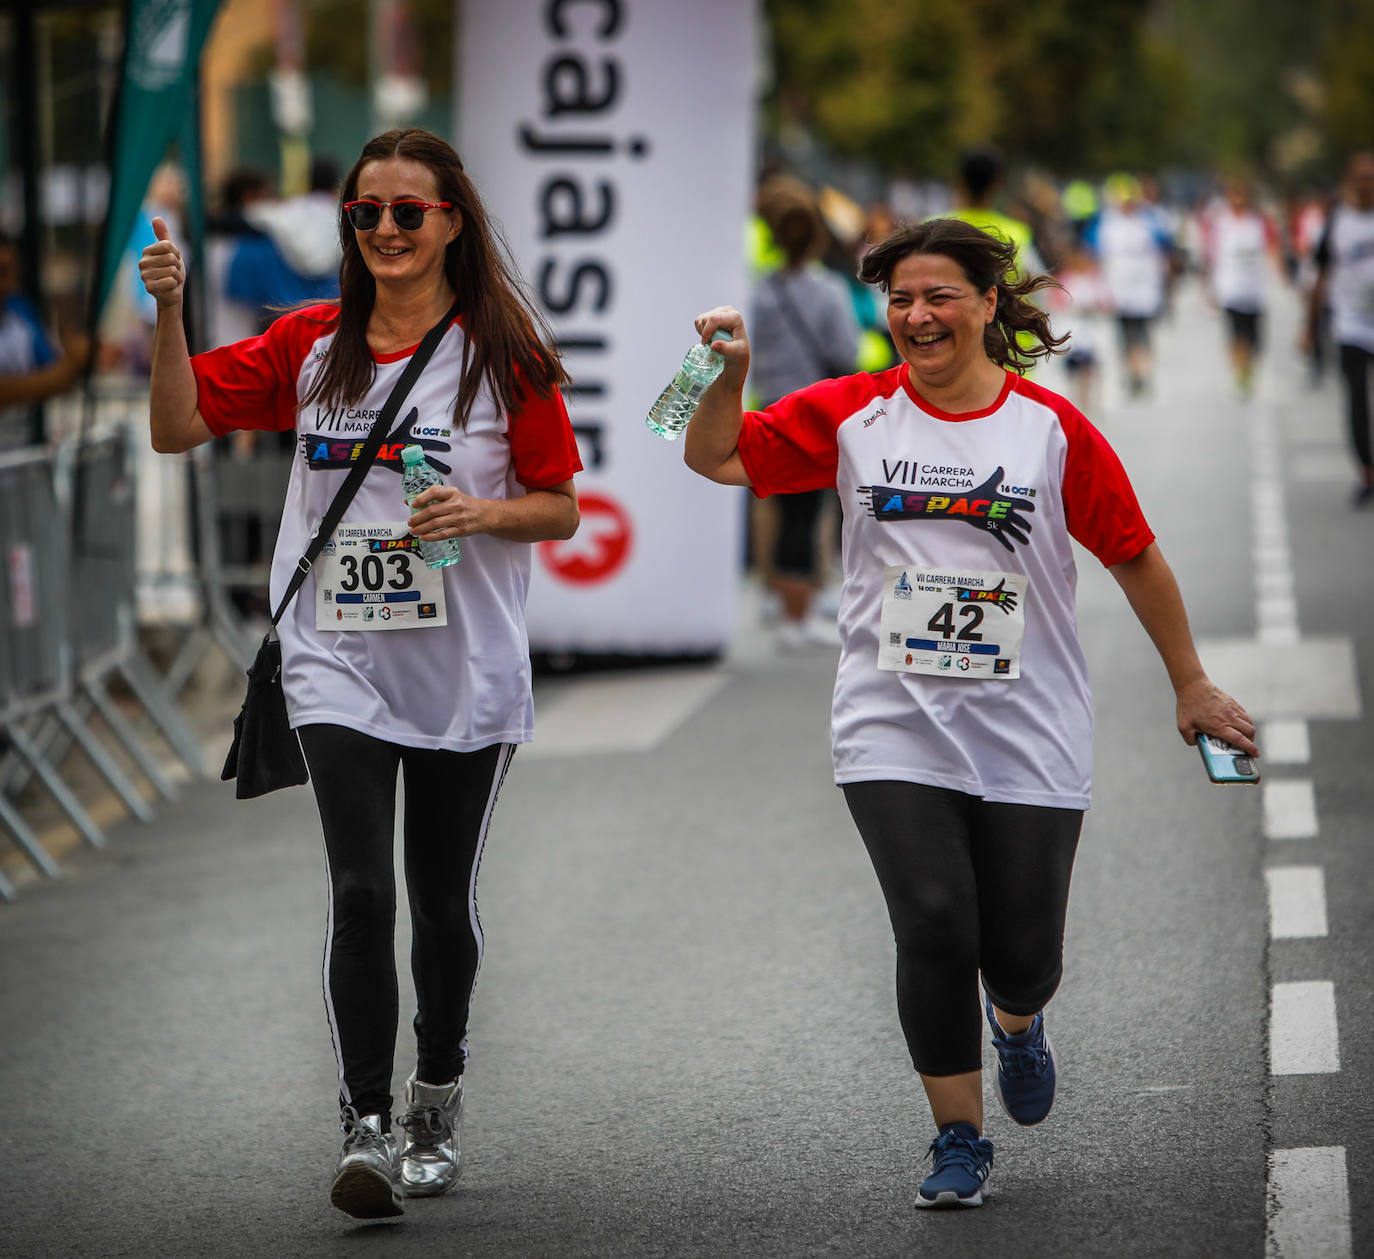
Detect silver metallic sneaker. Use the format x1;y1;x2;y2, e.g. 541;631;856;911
330;1108;403;1219
398;1072;463;1197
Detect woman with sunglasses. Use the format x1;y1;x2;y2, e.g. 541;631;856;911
139;129;581;1220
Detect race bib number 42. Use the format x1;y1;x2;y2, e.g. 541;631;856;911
315;522;447;631
877;566;1027;679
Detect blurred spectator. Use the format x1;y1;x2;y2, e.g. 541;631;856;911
818;186;896;374
1138;175;1184;314
1199;175;1286;397
751;176;860;649
0;231;92;451
1061;178;1100;247
944;149;1047;281
1044;241;1111;414
206;167;274;349
1089;174;1171;396
1307;151;1374;506
1291;186;1335;384
226;156;342;331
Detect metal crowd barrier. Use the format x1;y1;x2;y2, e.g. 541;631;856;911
0;414;219;900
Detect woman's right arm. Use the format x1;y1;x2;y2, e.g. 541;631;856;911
682;305;753;488
139;216;215;453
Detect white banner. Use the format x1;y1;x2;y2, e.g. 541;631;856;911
456;0;756;654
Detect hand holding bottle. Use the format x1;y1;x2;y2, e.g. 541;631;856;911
692;305;751;388
646;307;748;440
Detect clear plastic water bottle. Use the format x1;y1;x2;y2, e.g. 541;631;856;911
400;444;462;568
645;329;733;439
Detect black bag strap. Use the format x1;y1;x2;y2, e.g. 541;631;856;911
268;301;459;628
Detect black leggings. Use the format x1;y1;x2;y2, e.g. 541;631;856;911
298;724;514;1124
1339;343;1373;473
843;781;1082;1077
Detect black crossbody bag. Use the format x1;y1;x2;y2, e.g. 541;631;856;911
221;302;459;799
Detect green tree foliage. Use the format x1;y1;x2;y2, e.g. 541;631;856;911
764;0;1369;181
1319;5;1374;158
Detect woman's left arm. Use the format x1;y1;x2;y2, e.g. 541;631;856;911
1109;541;1260;755
407;479;579;544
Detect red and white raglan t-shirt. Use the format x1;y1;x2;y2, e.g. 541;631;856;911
737;365;1154;809
192;305;582;751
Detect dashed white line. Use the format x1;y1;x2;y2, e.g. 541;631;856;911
1263;779;1319;839
1252;398;1349;1256
1270;981;1341;1074
1267;1146;1352;1258
1265;866;1329;939
1260;719;1310;765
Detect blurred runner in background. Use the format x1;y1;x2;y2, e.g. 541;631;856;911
1090;174;1171;397
1200;175;1286;398
751;177;860;649
1307;151;1374;507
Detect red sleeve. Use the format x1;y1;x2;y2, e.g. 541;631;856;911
191;305;337;437
1057;401;1155;566
508;385;582;489
738;372;893;497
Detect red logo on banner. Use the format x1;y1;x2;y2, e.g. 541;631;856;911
538;491;632;585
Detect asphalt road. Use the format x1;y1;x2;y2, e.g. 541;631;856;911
1;281;1369;1258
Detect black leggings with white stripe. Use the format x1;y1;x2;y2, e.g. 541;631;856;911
843;780;1082;1077
298;724;513;1125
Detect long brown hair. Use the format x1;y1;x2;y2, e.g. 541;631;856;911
858;217;1067;371
302;128;568;424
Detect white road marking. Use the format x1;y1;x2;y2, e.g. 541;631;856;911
1265;866;1329;939
527;668;729;758
1257;570;1293;597
1257;595;1300;636
1291;448;1358;483
1197;639;1361;719
1267;1146;1352;1258
1260;719;1309;765
1254;378;1350;1259
1263;780;1319;840
1270;981;1340;1074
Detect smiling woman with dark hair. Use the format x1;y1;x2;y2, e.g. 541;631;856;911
139;128;581;1221
680;216;1256;1210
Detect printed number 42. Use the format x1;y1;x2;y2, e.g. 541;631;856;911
927;602;984;641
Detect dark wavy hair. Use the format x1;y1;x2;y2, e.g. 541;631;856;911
858;217;1066;371
302;128;567;425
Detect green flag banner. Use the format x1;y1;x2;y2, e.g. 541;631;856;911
93;0;221;325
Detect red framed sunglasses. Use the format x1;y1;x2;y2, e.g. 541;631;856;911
343;199;453;231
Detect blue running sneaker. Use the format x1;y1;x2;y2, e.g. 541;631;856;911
986;997;1057;1126
915;1122;993;1209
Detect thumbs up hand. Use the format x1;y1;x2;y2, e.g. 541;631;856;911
138;216;185;308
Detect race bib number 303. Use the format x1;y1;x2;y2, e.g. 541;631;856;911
315;522;447;631
877;565;1027;679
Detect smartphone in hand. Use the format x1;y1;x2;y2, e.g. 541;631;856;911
1198;733;1261;784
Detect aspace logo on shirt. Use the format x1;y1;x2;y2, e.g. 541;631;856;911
857;465;1036;553
299;405;451;475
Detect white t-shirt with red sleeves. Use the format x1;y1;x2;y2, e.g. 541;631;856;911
737;365;1154;809
192;304;582;752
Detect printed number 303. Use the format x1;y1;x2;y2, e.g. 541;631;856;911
338;552;414;592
